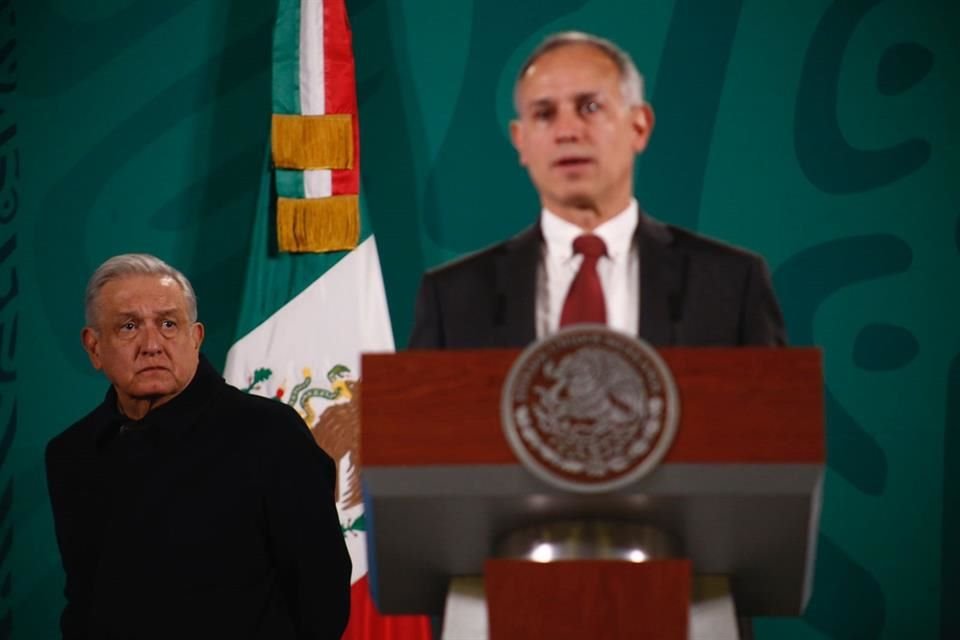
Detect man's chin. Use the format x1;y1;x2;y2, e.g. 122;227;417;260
559;193;597;210
127;374;181;398
130;385;178;399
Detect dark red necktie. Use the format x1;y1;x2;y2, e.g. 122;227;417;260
559;234;608;327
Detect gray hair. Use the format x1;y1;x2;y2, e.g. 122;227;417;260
513;31;646;113
85;253;198;327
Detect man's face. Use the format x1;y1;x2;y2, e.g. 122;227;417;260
82;274;204;415
510;44;653;216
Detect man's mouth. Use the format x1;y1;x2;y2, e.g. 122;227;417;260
553;156;594;168
137;366;169;374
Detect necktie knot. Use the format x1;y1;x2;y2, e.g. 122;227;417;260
573;234;607;260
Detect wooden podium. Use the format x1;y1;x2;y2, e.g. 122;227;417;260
360;348;824;638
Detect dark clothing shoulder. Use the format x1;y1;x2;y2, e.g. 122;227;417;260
409;212;786;349
46;356;351;640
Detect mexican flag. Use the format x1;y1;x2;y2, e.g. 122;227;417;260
223;0;430;637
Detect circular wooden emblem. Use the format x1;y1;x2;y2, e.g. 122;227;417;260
501;326;679;493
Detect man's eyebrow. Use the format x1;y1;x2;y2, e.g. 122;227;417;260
525;97;556;111
574;91;601;100
525;91;603;109
110;307;181;318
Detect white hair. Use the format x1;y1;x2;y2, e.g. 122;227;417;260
513;31;646;113
85;253;198;327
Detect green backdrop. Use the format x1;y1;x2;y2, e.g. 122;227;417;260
10;0;959;638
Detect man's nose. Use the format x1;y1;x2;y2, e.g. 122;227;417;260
553;106;585;142
139;324;164;354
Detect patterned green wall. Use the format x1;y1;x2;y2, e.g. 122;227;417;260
12;0;959;638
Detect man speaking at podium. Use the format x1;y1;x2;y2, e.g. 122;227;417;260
409;31;785;348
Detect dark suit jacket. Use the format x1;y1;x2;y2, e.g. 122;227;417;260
409;212;786;348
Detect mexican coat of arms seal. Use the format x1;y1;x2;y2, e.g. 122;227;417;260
501;326;680;493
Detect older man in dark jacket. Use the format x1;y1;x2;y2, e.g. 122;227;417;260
46;253;351;639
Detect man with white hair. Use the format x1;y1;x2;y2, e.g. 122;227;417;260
46;253;351;639
410;31;785;348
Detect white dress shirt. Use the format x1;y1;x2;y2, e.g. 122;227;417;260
536;200;641;338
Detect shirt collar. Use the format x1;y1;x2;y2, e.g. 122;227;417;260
94;354;223;447
540;199;639;261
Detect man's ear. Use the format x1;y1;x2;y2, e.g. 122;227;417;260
81;327;103;370
509;119;528;166
191;322;205;351
631;103;655;154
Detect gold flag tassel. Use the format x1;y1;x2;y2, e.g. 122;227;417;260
277;195;360;253
272;114;354;170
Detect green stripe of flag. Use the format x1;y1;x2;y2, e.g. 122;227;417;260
276;169;307;199
272;0;301;115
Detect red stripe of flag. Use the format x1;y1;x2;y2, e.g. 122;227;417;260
319;1;429;638
343;576;433;640
323;0;360;196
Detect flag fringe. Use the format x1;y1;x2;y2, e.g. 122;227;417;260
277;195;360;253
272;114;354;170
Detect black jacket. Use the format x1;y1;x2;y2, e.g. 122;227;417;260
46;356;351;639
409;212;786;348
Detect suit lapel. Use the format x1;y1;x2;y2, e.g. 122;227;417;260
486;215;685;347
491;225;540;347
638;213;684;347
